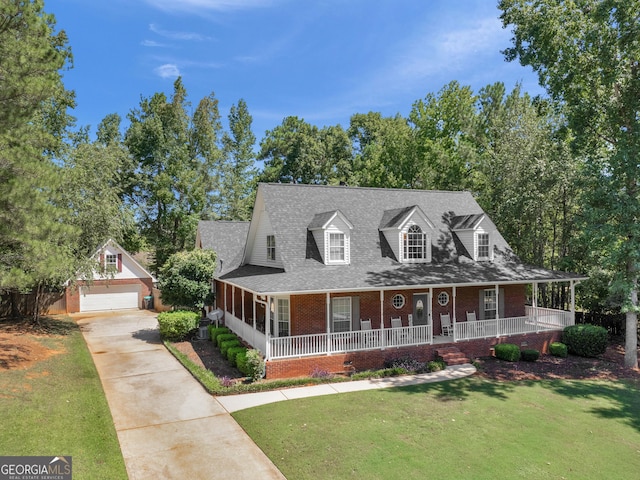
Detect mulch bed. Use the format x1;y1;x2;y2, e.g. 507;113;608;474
172;333;640;383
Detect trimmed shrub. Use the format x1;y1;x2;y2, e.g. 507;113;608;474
157;310;199;341
216;333;238;348
246;349;266;381
495;343;521;362
221;339;241;357
227;346;247;366
209;326;230;344
427;360;446;372
521;349;540;362
236;350;249;376
562;324;608;357
549;342;568;358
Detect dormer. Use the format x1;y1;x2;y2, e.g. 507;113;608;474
308;210;353;265
379;206;434;263
450;214;494;261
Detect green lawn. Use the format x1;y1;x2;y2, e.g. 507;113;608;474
234;376;640;479
0;318;127;480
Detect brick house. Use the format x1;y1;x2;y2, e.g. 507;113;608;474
197;183;587;379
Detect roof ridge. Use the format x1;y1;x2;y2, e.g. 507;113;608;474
258;182;469;195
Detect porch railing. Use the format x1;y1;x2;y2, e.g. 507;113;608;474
221;306;573;360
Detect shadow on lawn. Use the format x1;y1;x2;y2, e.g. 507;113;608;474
399;376;640;433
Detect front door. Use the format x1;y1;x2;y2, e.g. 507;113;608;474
412;293;429;326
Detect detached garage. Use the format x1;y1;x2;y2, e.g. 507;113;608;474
66;239;156;313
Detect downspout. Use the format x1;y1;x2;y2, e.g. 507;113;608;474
265;295;271;360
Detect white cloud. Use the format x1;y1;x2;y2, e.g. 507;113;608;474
149;23;211;41
141;39;167;47
155;64;181;78
144;0;275;13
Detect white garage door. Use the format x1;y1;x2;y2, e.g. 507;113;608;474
80;284;141;312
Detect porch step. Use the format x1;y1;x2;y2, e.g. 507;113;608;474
435;346;471;366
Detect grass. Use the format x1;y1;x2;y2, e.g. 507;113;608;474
233;376;640;479
0;317;128;480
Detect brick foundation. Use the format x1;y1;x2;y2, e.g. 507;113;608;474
264;330;562;379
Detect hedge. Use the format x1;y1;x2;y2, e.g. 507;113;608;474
495;343;521;362
157;310;199;341
216;333;238;348
549;342;568;358
227;346;248;367
208;326;230;344
562;324;608;357
521;349;540;362
220;339;242;357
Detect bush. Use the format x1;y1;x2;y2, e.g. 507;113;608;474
562;324;608;357
246;349;265;381
495;343;521;362
216;333;238;348
521;349;540;362
208;326;230;344
426;360;446;372
236;350;249;376
310;366;333;378
549;342;568;358
383;354;425;373
227;346;247;366
157;310;199;341
221;339;241;357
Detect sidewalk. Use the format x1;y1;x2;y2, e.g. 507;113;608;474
217;364;476;413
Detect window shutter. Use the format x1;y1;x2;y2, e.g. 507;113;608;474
499;288;505;318
117;254;123;273
99;254;105;273
351;296;360;331
478;290;484;320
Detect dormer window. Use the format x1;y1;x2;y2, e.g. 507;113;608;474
329;233;345;262
403;225;427;261
477;233;490;260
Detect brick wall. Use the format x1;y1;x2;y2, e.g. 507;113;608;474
264;330;562;379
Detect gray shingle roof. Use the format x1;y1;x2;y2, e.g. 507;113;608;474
196;221;249;274
450;213;485;230
211;184;587;294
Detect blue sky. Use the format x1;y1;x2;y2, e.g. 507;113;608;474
47;0;544;141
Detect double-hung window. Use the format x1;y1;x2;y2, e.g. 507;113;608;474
483;289;497;319
277;298;290;337
329;233;345;262
267;235;276;261
332;297;351;333
477;233;490;260
403;225;426;261
106;254;118;271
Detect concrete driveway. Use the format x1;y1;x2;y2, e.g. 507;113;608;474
76;310;285;480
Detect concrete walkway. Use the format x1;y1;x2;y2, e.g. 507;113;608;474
76;310;286;480
76;310;476;479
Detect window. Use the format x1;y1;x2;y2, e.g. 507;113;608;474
332;297;351;332
267;235;276;261
277;298;290;337
477;233;490;259
392;294;405;309
403;225;427;261
329;233;345;262
483;289;497;319
437;291;449;306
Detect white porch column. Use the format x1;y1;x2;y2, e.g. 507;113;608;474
452;286;457;342
495;284;500;337
429;287;433;343
265;295;271;360
533;282;538;308
380;290;385;348
326;293;331;355
570;280;576;325
252;294;257;346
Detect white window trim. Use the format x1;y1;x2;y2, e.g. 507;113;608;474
272;296;290;337
437;291;449;307
483;289;497;318
326;231;349;265
401;225;430;264
392;294;405;309
476;232;491;261
332;297;352;332
266;235;276;261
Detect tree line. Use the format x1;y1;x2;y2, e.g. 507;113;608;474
1;1;638;368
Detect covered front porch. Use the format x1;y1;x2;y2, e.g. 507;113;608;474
218;306;574;360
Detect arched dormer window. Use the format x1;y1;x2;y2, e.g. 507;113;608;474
403;225;427;261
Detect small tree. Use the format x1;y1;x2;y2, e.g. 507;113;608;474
159;249;217;311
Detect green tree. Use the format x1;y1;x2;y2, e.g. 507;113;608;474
125;78;221;272
159;249;217;311
409;81;478;190
258;116;352;185
348;112;414;188
220;99;257;220
500;0;640;367
0;0;77;320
